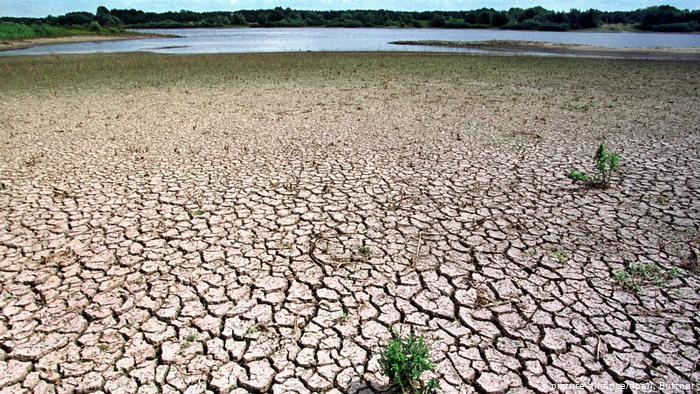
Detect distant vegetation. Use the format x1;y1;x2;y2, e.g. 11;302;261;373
0;21;130;41
1;5;698;34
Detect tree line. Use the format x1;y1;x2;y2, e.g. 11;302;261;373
2;5;699;32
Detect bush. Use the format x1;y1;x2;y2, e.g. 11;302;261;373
88;21;102;32
380;331;439;394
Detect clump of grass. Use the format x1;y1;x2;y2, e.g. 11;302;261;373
655;196;670;205
379;331;439;394
568;144;621;188
613;263;682;292
359;245;372;258
567;169;589;182
565;101;597;111
340;311;351;323
180;334;196;350
552;250;567;263
192;209;206;216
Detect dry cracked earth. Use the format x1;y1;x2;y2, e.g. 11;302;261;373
1;54;699;393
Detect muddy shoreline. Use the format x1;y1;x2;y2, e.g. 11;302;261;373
0;34;173;52
391;39;700;60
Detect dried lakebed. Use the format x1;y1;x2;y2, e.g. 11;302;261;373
390;40;700;61
0;53;699;393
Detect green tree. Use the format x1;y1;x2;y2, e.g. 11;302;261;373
580;9;602;28
430;14;446;27
230;12;247;25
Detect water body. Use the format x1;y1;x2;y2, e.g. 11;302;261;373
2;27;699;56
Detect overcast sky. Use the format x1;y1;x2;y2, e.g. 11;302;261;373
2;0;698;17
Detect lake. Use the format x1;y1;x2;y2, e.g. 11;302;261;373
2;27;699;56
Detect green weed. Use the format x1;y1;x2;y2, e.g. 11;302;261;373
380;331;439;394
612;263;681;292
359;246;372;258
567;169;589;182
180;333;196;350
565;101;596;111
340;311;351;323
568;144;620;188
552;250;567;263
656;196;670;205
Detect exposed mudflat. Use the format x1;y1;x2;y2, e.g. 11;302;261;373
391;40;700;61
0;34;169;52
0;53;699;393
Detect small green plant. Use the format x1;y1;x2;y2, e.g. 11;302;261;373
340;311;351;323
379;331;439;394
612;263;681;293
567;144;620;188
669;267;682;279
656;196;670;205
567;170;589;182
359;246;372;258
192;209;206;216
552;250;567;263
563;100;597;112
321;243;331;254
592;144;621;187
180;333;196;350
612;269;641;292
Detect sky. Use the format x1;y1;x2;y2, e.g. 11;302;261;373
1;0;698;17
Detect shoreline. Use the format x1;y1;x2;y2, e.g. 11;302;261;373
390;40;700;61
0;34;172;52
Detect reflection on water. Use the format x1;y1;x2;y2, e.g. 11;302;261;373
2;27;699;56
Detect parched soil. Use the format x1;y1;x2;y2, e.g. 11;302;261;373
0;53;699;393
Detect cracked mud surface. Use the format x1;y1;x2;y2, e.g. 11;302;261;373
1;53;699;393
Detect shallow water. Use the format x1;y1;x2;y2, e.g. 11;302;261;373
2;27;699;56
